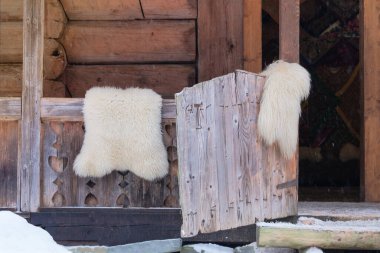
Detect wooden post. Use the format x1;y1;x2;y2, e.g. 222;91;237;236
360;0;380;202
21;0;44;212
279;0;300;63
243;0;262;72
197;0;244;81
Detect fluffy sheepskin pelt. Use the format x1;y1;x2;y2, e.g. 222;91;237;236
258;60;311;159
74;87;169;181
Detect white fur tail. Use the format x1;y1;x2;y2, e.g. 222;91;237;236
257;60;311;159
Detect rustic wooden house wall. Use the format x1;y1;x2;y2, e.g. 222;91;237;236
1;0;264;210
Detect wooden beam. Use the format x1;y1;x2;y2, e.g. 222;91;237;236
243;0;262;73
0;21;23;63
40;98;177;121
298;201;380;220
279;0;300;63
31;208;256;245
59;21;196;64
43;39;67;80
21;0;44;212
0;98;21;120
140;0;197;19
360;0;380;202
0;0;23;21
59;0;143;20
61;64;195;99
197;0;244;81
257;220;380;250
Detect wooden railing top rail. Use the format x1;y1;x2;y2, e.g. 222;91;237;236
0;98;176;121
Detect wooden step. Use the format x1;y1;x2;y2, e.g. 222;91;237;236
257;217;380;250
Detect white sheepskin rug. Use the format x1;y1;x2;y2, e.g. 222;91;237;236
74;87;169;181
258;60;311;159
0;211;69;253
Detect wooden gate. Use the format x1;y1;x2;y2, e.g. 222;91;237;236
176;70;298;237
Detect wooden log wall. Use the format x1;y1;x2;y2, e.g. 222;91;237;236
43;0;198;99
0;0;263;209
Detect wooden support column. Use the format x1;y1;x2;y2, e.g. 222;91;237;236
361;0;380;202
21;0;44;212
279;0;300;63
197;0;244;81
243;0;262;73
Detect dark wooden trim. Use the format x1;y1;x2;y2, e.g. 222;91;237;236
30;208;255;246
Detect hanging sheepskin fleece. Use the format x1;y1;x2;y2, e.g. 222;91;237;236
74;87;169;181
258;60;311;159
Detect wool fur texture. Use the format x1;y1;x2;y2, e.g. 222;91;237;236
258;60;311;159
74;87;169;181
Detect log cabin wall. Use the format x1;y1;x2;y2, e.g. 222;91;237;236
38;0;250;208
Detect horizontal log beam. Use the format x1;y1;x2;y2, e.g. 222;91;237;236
61;64;195;98
257;220;380;250
40;98;176;121
60;20;196;64
59;0;197;20
141;0;197;19
0;22;23;63
0;0;23;21
59;0;143;20
0;98;21;120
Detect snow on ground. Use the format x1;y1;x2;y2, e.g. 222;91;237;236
0;211;70;253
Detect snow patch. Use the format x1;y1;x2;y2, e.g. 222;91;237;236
0;211;70;253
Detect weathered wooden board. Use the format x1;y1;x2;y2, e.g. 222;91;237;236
298;202;380;220
279;0;300;63
197;0;244;81
59;0;196;20
0;98;21;120
243;0;262;73
21;0;44;212
41;120;179;208
0;0;23;21
61;64;195;98
257;219;380;250
60;20;196;64
361;0;380;202
59;0;143;20
141;0;197;19
0;21;23;63
176;70;298;237
40;98;176;121
0;121;19;208
0;64;22;97
45;0;67;39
